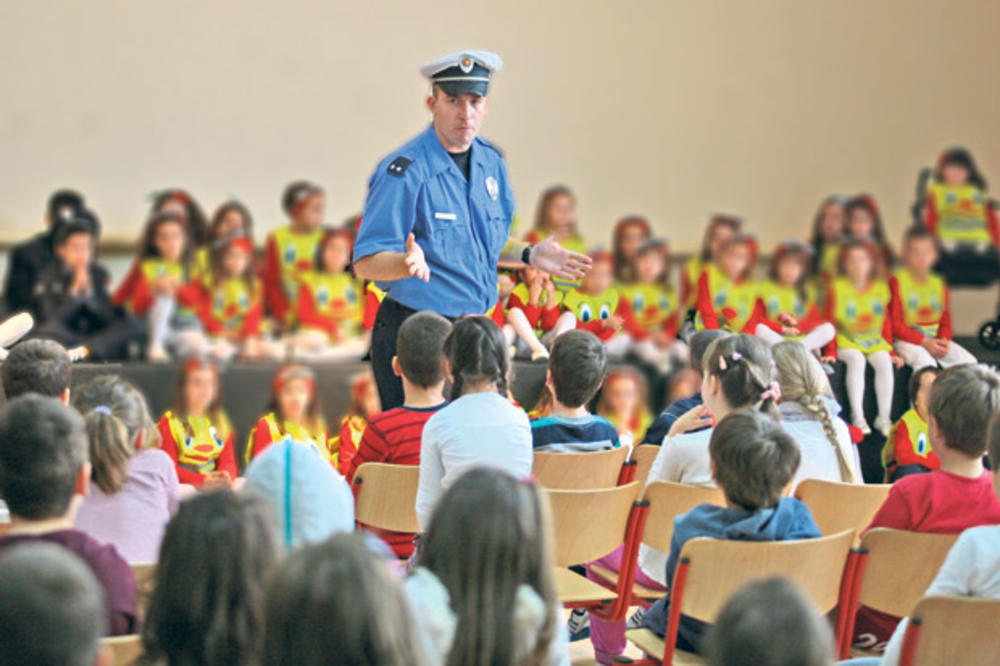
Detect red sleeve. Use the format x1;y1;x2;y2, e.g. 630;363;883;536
888;276;923;345
241;296;263;337
263;235;289;321
680;266;693;307
880;300;894;349
346;421;389;482
924;191;938;233
508;291;541;328
695;271;719;329
296;283;336;337
742;298;780;334
661;310;679;340
823;287;837;357
938;286;953;340
539;304;560;331
337;419;358;477
362;286;380;330
157;417;206;486
864;485;914;534
248;418;274;462
797;303;825;333
577;317;614;341
619;297;647;340
890;419;911;467
490;298;505;327
987;201;1000;246
215;432;238;480
112;262;154;314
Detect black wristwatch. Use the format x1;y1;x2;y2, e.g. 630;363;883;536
521;244;534;265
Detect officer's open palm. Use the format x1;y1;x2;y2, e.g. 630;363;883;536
530;236;592;281
405;233;431;282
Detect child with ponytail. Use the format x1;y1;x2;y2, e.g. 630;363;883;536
772;341;861;486
73;375;179;563
416;316;533;530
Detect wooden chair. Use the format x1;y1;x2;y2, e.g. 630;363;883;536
898;595;1000;666
625;529;856;665
544;481;643;613
351;462;421;534
589;481;725;605
533;447;630;489
794;479;890;540
840;528;959;659
631;444;660;485
130;563;155;619
101;634;143;666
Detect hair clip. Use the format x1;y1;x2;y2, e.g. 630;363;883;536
90;405;112;416
731;352;742;362
718;356;727;371
760;381;782;403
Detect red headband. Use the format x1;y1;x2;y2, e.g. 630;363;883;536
228;236;254;254
183;358;218;375
272;365;316;395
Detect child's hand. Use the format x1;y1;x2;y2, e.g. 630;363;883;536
603;315;624;330
153;274;179;296
891;355;905;369
668;404;714;437
527;277;543;305
70;267;91;296
820;354;836;364
777;312;798;327
203;470;233;489
781;326;801;337
921;337;949;359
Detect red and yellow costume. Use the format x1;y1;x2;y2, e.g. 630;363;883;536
245;412;332;465
680;256;705;309
507;281;562;336
295;271;363;340
180;274;263;339
262;225;324;322
330;414;368;477
561;286;625;342
888;268;952;345
157;409;237;487
619;282;680;342
756;280;826;337
823;277;893;356
362;282;386;330
694;264;763;333
112;258;186;315
881;407;939;482
923;182;1000;246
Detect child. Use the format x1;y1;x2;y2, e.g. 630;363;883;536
1;338;71;401
808;195;848;287
560;250;630;358
245;364;332;464
149;188;210;247
753;241;836;352
113;210;200;361
694;233;765;335
772;341;861;486
264;181;327;325
880;411;1000;666
890;226;976;369
141;491;278;665
922;146;999;248
291;227;368;360
33;214;143;361
524;185;587;256
0;543;107;665
346;311;451;556
158;359;238;488
639;412;820;658
331;372;381;477
73;375;179;564
619;238;685;366
824;239;901;436
193;199;255;281
505;263;568;360
704;578;835;666
612;215;652;283
882;366;940;482
596;369;650;448
681;214;742;309
264;533;424;666
530;330;620;452
416;316;533;530
844;195;893;272
0;395;137;635
407;467;566;665
856;364;1000;651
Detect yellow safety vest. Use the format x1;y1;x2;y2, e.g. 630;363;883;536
830;277;891;354
164;410;233;474
619;283;677;330
297;272;362;331
561;287;619;325
927;182;991;244
893;268;945;338
273;226;325;303
694;264;756;333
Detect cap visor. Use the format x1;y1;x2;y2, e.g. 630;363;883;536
436;80;489;97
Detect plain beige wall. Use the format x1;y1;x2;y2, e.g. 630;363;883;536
1;0;999;252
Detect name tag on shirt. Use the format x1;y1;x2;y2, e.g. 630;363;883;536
433;212;457;220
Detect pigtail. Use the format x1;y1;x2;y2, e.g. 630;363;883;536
706;335;778;418
800;394;858;483
84;407;132;494
444;317;509;400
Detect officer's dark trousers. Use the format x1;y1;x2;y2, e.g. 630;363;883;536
371;298;419;410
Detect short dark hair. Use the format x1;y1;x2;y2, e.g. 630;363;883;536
548;330;607;407
281;181;323;216
0;543;106;666
46;189;84;223
2;339;71;399
396;311;452;388
705;577;833;666
903;225;937;248
928;364;1000;456
709;411;800;510
0;395;87;520
53;218;96;249
689;329;730;373
908;365;941;405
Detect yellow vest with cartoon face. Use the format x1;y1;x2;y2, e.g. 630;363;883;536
893;268;945;338
209;278;257;332
695;264;756;333
619;283;677;330
561;288;619;326
759;280;814;321
298;272;362;331
273;226;324;303
165;410;233;474
830;277;891;353
927;182;991;244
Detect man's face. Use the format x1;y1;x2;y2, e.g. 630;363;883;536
57;232;92;271
427;87;489;152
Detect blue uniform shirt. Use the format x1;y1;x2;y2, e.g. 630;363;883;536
353;123;515;317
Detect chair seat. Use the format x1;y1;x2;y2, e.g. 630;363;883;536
625;628;704;664
554;568;617;604
849;646;880;659
589;564;668;600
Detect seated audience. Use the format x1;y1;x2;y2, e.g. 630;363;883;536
595;368;650;447
406;467;568;665
531;330;620;452
1;337;71;401
0;394;137;635
141;491;278;665
881;365;940;482
245;364;332;464
244;438;354;550
0;542;107;666
263;533;424;666
416;317;532;530
73;375;179;564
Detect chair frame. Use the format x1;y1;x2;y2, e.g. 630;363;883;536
898;595;1000;666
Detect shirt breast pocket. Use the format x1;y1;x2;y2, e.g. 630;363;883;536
424;212;463;258
484;201;510;259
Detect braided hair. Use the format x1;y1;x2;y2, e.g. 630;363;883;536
702;334;779;419
772;341;858;484
443;317;510;400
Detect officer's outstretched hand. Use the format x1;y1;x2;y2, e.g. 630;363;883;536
405;233;431;282
530;236;592;281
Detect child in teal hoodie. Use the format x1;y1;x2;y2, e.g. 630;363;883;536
641;411;821;654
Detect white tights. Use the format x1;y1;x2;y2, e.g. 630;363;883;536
894;339;977;370
754;322;836;352
837;348;894;428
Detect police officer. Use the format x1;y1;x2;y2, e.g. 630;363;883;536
354;50;590;409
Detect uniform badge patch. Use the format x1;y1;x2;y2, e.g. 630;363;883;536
485;176;499;200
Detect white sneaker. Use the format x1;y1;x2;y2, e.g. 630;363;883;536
147;344;169;363
873;416;892;438
626;606;647;630
567;608;589;641
530;348;550;361
67;346;89;362
854;420;872;436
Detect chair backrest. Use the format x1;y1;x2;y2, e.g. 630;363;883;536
677;530;855;623
545;482;642;567
631;444;659;485
642;481;726;553
856;528;959;617
533;447;630;489
101;634;143;666
352;462;421;533
794;479;890;538
130;562;156;620
900;595;1000;666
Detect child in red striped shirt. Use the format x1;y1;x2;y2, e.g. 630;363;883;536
345;310;452;558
